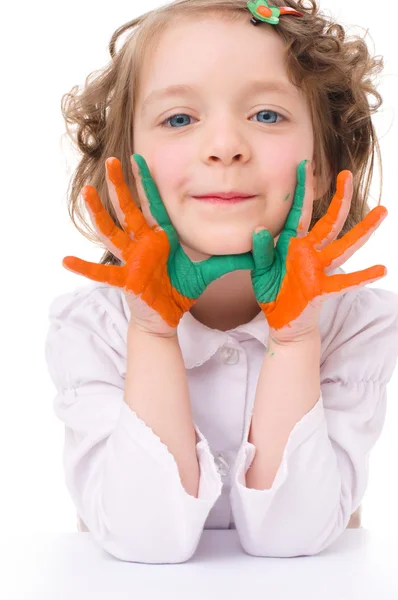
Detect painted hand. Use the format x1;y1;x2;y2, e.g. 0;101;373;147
251;160;388;343
62;155;254;331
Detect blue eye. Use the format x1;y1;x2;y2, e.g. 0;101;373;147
160;109;285;128
254;110;285;124
161;114;193;128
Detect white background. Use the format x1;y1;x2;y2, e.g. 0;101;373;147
1;0;397;535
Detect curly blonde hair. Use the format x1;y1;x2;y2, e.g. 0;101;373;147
61;0;384;267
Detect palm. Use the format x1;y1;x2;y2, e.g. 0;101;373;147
62;155;254;327
251;160;388;336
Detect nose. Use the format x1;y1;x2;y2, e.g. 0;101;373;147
208;152;245;164
200;118;251;166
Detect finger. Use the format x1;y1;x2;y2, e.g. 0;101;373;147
295;160;314;238
320;205;388;270
320;264;387;299
82;185;133;263
252;228;274;271
106;157;149;240
198;251;255;286
307;170;353;250
62;256;128;288
132;154;175;234
130;155;159;231
279;159;308;241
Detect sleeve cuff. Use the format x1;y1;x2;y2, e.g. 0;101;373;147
118;401;223;504
231;393;325;497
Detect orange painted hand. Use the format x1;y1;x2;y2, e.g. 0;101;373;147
62;155;254;336
251;160;388;344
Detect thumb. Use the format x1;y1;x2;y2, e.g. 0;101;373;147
199;251;254;286
252;227;274;271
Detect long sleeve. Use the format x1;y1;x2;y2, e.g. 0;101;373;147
44;285;223;564
229;287;398;558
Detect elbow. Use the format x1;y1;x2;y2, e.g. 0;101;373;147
239;505;351;558
240;534;333;558
240;537;323;559
97;531;198;564
81;502;201;564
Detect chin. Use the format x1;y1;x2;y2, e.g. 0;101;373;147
182;237;252;259
208;242;252;255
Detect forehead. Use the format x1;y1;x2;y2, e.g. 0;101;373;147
138;16;296;94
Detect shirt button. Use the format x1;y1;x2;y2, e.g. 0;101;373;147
219;346;239;365
215;453;230;478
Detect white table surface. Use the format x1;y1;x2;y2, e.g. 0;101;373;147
2;529;397;599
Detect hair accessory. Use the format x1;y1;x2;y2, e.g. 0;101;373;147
247;0;304;25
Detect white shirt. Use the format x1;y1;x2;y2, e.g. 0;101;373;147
44;266;398;563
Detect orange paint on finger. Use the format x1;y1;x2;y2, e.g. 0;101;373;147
105;157;148;236
260;200;388;331
66;158;199;328
308;170;352;245
64;224;196;327
82;185;132;259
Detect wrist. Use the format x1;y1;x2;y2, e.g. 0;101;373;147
269;326;320;346
128;320;178;339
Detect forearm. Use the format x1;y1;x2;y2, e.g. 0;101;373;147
124;323;200;498
246;329;321;490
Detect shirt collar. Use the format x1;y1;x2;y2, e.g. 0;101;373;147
121;266;344;370
177;308;269;369
177;265;345;369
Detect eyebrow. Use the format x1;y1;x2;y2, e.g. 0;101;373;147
140;79;295;114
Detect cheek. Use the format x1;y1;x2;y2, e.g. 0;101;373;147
256;144;306;236
150;143;192;193
263;138;312;207
265;144;300;183
134;142;192;226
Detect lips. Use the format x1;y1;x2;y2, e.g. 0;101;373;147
192;194;256;204
194;192;255;199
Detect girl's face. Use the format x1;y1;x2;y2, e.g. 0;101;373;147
133;17;317;261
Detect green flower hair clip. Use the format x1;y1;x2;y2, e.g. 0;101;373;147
247;0;304;25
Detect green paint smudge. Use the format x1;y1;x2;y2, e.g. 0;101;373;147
283;193;290;202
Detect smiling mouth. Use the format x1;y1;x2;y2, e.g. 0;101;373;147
192;195;257;204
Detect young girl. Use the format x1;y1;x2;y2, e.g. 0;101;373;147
45;0;398;564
